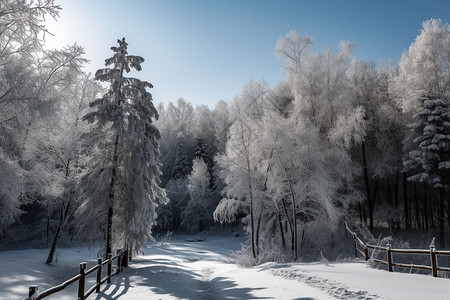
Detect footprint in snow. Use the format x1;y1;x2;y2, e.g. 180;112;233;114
271;269;381;300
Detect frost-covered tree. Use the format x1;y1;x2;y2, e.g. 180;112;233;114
266;114;352;260
43;73;103;263
0;0;62;231
0;40;87;244
271;30;361;258
275;30;312;76
80;38;167;255
0;0;60;63
181;158;214;232
212;100;233;153
214;81;270;259
214;118;265;259
394;19;450;113
275;30;353;129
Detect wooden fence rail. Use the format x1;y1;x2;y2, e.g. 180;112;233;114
345;222;450;277
25;246;130;300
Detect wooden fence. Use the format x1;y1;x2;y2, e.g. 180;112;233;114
25;247;130;300
345;223;450;277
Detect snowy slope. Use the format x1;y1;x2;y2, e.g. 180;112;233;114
1;235;449;299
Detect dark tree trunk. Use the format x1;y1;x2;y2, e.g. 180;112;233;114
278;212;286;250
358;202;364;224
46;200;71;264
386;181;393;206
447;189;450;234
300;228;306;249
106;206;113;257
362;142;373;231
423;185;429;231
47;159;73;264
248;179;256;259
369;180;379;230
281;197;293;236
46;216;50;246
256;152;272;257
428;186;435;228
386;180;394;230
394;171;400;230
439;188;445;248
413;184;420;230
288;180;297;260
402;172;410;229
255;209;262;256
280;196;294;256
106;134;120;259
46;204;64;264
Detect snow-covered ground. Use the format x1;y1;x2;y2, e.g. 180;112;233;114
1;235;450;299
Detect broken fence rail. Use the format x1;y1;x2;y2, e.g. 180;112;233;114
345;222;450;277
25;247;130;300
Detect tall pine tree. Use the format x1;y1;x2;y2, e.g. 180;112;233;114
80;38;167;255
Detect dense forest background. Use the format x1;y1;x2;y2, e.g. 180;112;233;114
0;1;449;264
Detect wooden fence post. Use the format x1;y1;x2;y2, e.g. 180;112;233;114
107;253;112;283
77;262;87;300
430;245;438;277
364;244;369;261
96;258;102;293
353;233;358;258
387;244;393;272
28;285;38;300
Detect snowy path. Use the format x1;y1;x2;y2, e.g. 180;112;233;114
2;235;450;299
95;237;334;299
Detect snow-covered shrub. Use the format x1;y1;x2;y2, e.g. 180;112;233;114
234;245;258;267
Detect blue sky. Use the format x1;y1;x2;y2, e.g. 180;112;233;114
46;0;450;108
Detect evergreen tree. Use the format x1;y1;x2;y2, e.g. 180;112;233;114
80;38;167;255
404;96;450;189
173;134;191;179
193;137;207;161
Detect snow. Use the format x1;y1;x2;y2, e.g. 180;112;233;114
1;235;450;299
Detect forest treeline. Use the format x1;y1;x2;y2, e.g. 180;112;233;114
0;0;449;263
156;19;450;261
